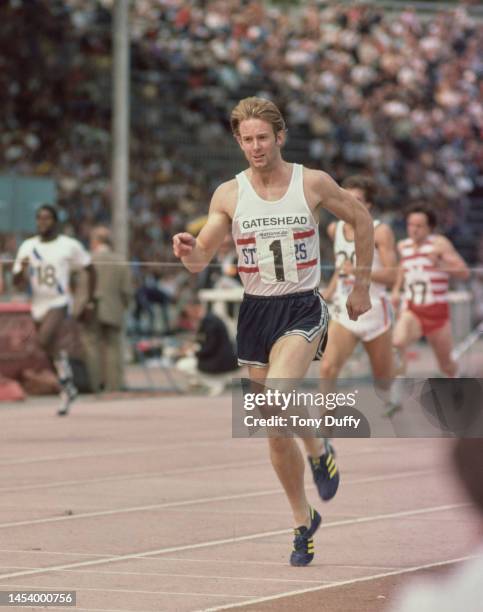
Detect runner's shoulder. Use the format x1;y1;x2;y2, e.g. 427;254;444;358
17;236;31;249
215;178;238;197
211;179;238;212
374;222;394;241
303;167;333;188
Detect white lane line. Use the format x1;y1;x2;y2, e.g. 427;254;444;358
0;583;254;599
0;549;117;558
0;446;162;467
0;492;279;530
0;502;470;581
0;468;442;530
0;555;399;571
0;438;249;468
55;609;152;612
73;609;154;612
30;609;152;612
197;555;476;611
0;566;330;584
0;440;416;470
62;609;148;612
62;569;332;584
0;460;268;494
135;557;401;571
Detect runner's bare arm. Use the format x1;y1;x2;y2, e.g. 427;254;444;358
372;224;398;286
12;254;30;290
307;170;374;295
322;222;338;301
435;236;470;280
327;221;337;241
309;171;374;288
391;266;405;306
391;243;405;307
306;170;373;320
172;182;235;273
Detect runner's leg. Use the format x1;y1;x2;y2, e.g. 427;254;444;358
392;310;423;375
426;320;457;377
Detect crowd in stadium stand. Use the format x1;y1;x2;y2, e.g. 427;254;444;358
1;0;481;274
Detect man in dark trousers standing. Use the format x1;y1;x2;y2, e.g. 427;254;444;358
77;226;133;392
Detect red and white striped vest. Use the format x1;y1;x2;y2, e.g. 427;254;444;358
399;236;449;306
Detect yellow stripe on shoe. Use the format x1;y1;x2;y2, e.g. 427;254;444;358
309;449;340;502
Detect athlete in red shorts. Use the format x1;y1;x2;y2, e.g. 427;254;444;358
391;204;469;377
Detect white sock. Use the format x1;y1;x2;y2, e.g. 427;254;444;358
53;350;73;386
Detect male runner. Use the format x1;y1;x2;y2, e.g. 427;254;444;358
13;205;96;415
173;97;374;565
321;175;397;410
392;204;469;378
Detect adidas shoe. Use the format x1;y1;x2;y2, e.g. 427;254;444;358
308;448;340;501
290;506;321;567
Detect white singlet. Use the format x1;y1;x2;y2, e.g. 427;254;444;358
13;234;91;321
331;220;392;342
232;163;321;296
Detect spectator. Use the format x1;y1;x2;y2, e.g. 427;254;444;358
132;268;174;336
175;297;239;396
76;225;133;392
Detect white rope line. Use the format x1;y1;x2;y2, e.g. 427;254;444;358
451;322;483;361
1;258;482;272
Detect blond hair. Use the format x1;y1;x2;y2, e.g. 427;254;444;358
230;97;286;137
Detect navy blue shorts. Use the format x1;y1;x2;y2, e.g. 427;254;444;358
237;289;329;368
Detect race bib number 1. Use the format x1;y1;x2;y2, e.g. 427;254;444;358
255;229;298;284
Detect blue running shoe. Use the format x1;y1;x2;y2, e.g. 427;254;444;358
308;448;340;501
290;506;321;567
